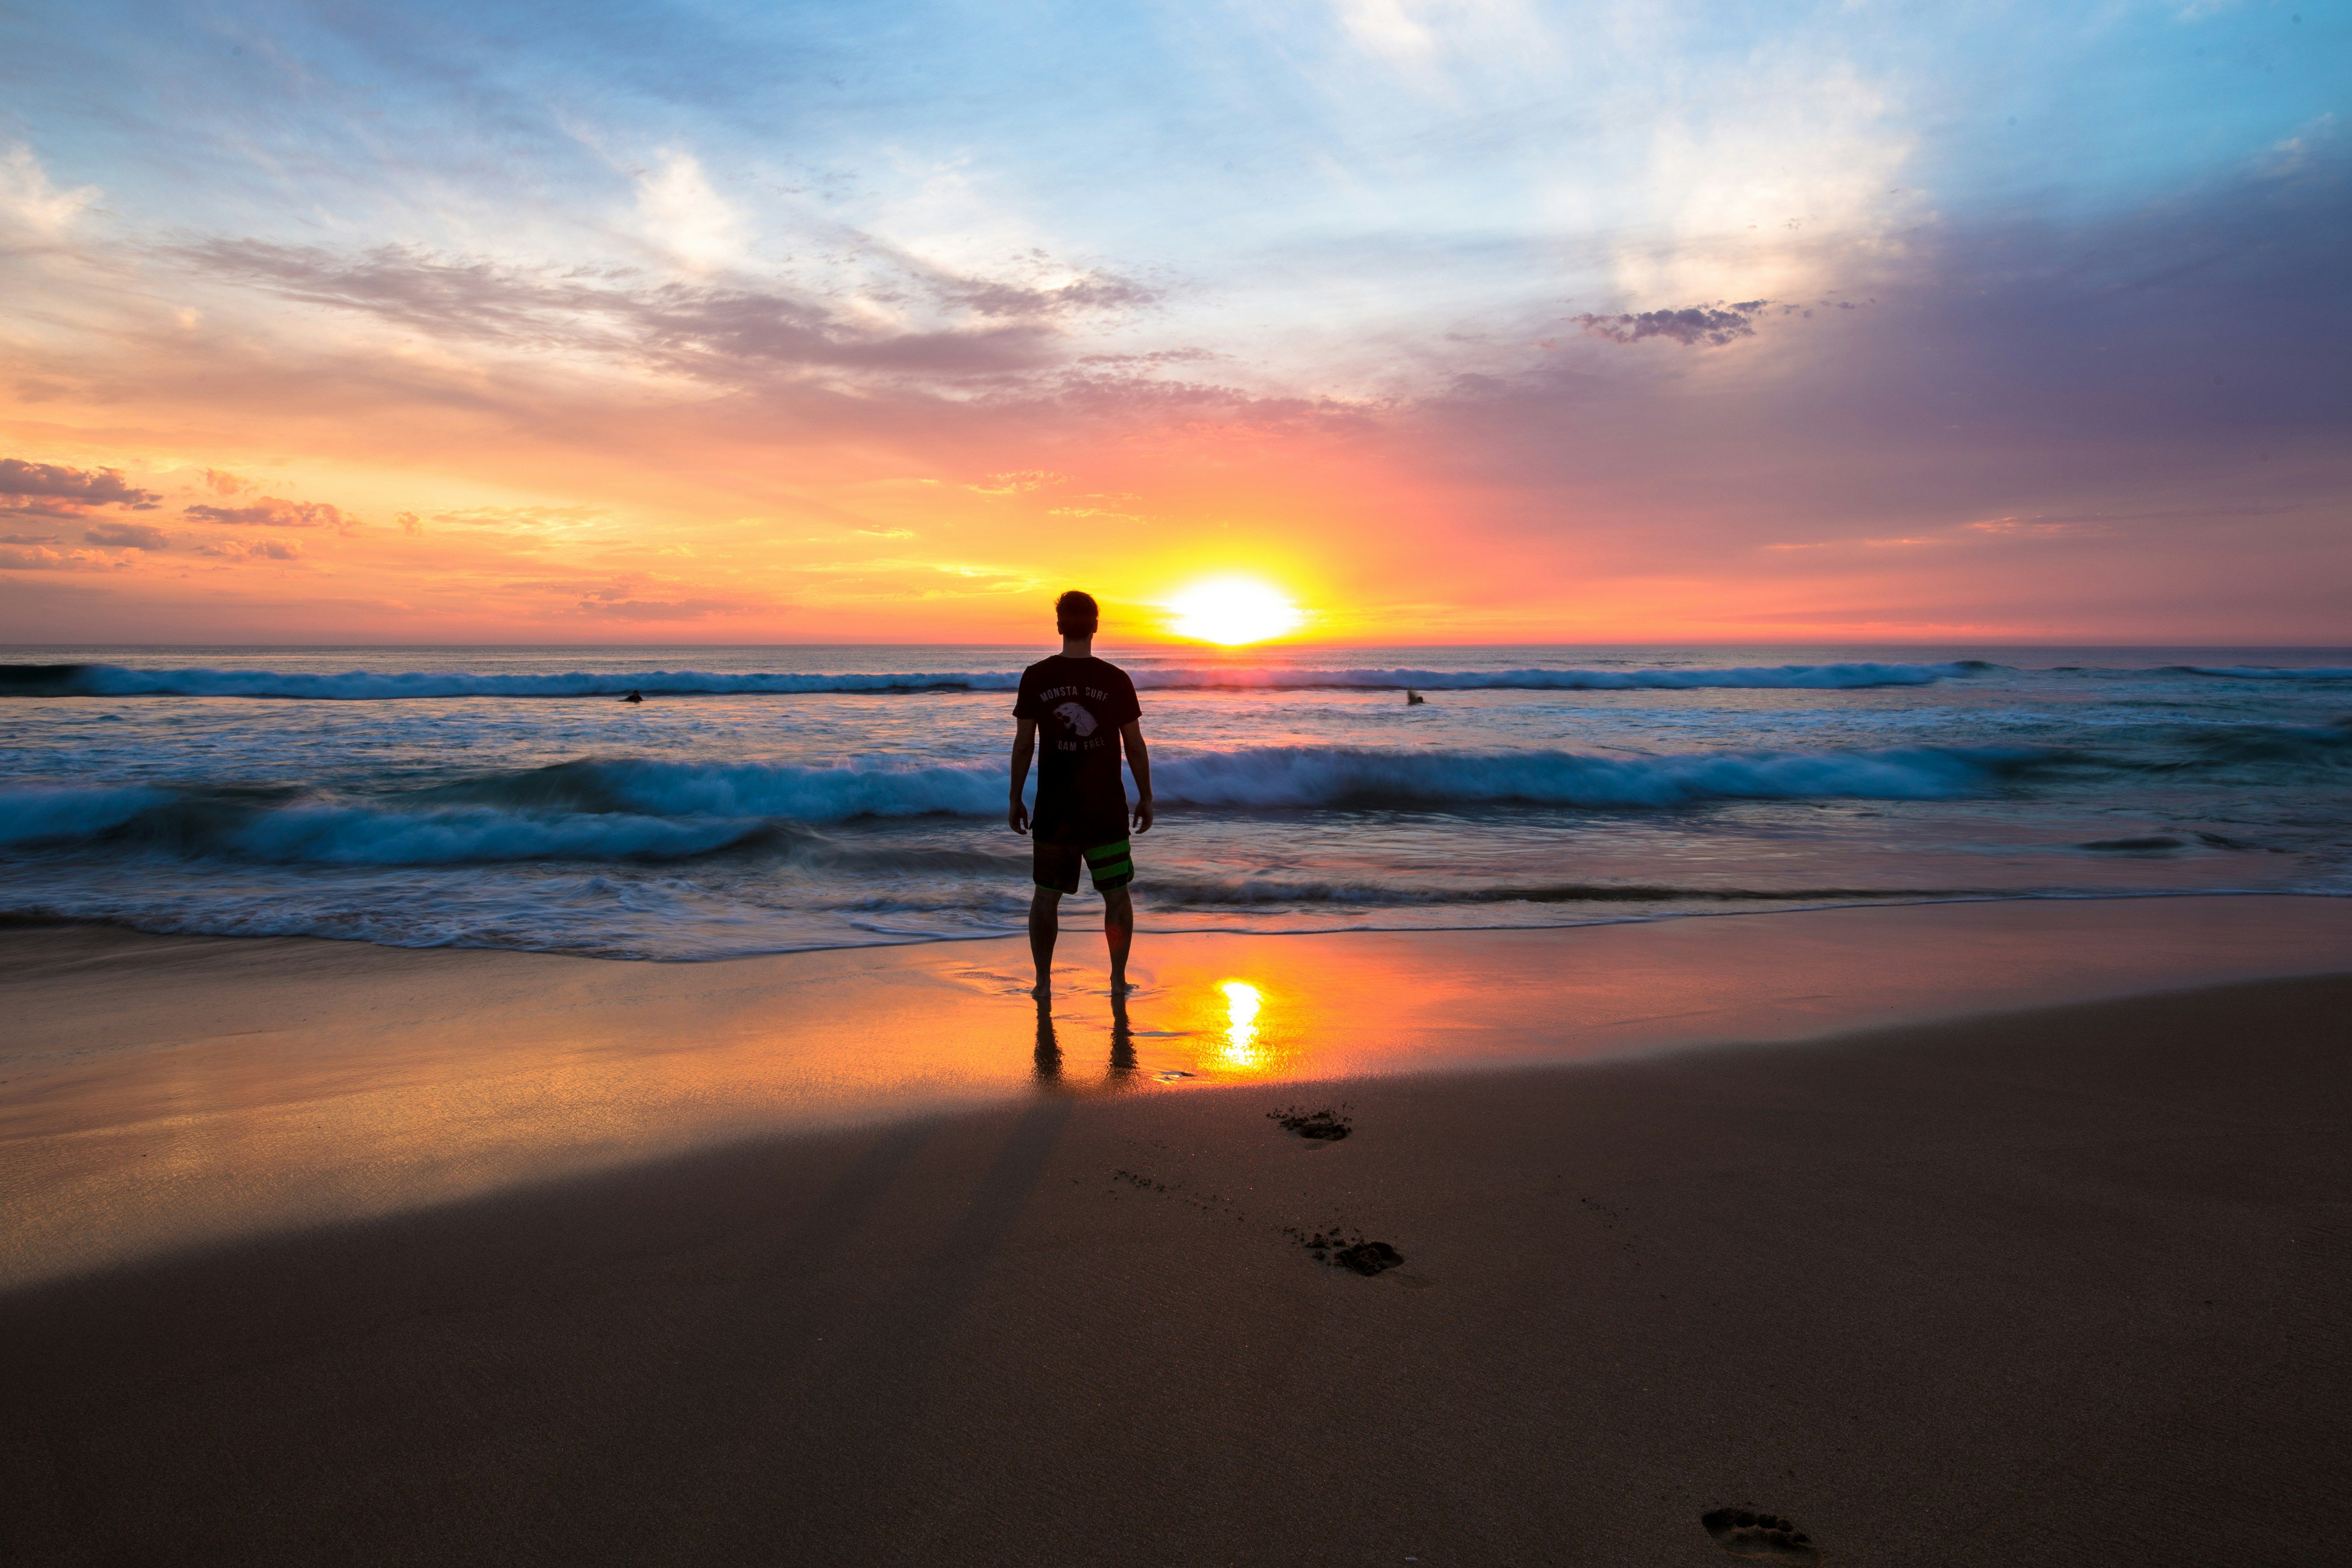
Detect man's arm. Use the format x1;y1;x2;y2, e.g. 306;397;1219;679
1120;720;1154;835
1008;717;1037;834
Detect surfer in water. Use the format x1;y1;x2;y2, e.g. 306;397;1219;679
1009;590;1154;1000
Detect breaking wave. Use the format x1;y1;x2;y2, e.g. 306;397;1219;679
0;659;1990;700
0;742;2059;866
2172;665;2352;681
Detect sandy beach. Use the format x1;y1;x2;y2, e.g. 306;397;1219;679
2;896;2348;1564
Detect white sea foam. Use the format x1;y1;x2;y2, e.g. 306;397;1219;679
0;743;2055;865
2177;665;2352;680
12;659;1989;700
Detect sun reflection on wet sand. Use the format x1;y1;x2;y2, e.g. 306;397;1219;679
1217;980;1264;1069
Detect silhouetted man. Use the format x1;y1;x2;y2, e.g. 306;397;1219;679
1009;590;1154;999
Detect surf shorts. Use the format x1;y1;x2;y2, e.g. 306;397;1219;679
1034;836;1135;895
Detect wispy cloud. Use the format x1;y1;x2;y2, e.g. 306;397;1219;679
632;148;746;274
0;144;98;236
196;537;304;561
169;236;1155;390
182;497;358;532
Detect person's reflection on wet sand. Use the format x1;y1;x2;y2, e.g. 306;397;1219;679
1033;994;1138;1089
1033;999;1062;1083
1108;992;1136;1079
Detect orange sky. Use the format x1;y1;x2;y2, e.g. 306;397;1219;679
3;3;2347;645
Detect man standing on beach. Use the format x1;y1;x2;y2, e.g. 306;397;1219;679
1010;590;1153;999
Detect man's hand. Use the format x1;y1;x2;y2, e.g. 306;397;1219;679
1008;716;1036;835
1120;720;1153;836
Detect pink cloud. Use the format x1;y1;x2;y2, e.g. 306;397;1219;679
183;497;357;532
0;458;162;517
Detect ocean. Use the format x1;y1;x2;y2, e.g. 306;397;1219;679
3;644;2347;960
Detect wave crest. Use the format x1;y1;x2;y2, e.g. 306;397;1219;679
0;659;1989;700
2172;665;2352;681
0;741;2059;866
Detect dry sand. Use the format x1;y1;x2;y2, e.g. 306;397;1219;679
3;901;2350;1563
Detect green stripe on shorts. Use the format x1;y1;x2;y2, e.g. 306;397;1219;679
1085;839;1134;887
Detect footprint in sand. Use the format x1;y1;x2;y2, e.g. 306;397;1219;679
1700;1509;1820;1562
1285;1226;1402;1274
1269;1106;1352;1141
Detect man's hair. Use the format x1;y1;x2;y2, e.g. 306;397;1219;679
1055;590;1100;637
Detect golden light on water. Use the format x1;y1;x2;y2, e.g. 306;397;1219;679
1165;577;1303;645
1217;979;1264;1067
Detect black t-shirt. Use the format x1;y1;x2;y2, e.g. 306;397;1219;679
1014;654;1141;834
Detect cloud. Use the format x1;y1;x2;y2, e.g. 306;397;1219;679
572;594;749;621
633;148;745;274
422;503;607;532
969;470;1064;495
1331;0;1437;61
0;144;97;236
182;496;357;531
201;468;252;495
0;543;128;571
1571;300;1768;347
172;238;1141;386
195;538;303;561
0;459;162;515
944;273;1158;320
84;521;169;550
1383;145;2352;632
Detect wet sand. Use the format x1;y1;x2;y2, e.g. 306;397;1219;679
3;901;2351;1562
9;894;2352;1289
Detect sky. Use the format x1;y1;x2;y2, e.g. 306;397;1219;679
0;0;2345;645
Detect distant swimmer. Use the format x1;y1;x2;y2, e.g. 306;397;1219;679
1405;688;1426;705
622;690;644;703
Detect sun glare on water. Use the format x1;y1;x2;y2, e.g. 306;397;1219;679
1165;577;1302;645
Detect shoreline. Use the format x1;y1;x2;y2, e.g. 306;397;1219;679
7;893;2352;1291
6;970;2349;1563
9;882;2347;964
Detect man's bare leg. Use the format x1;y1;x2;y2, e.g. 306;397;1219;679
1028;888;1061;998
1103;885;1134;995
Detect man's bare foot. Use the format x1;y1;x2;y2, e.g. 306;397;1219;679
1031;980;1052;1000
1110;977;1133;996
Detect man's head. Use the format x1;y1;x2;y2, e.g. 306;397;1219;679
1055;590;1100;639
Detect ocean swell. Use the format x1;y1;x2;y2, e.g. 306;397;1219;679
0;659;1988;700
0;742;2060;866
401;742;2061;823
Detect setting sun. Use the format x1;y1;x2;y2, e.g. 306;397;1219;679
1165;578;1304;646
